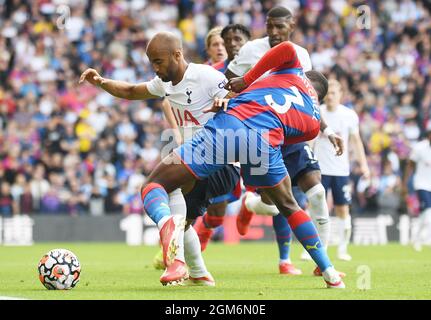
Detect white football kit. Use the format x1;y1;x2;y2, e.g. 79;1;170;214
314;104;360;176
147;63;229;140
227;37;312;76
410;140;431;193
314;104;359;205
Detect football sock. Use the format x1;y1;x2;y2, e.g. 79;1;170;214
141;183;171;225
338;215;352;255
288;210;332;272
168;188;186;262
184;227;208;278
306;184;330;250
272;213;292;263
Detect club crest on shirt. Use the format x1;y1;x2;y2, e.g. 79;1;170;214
186;89;192;104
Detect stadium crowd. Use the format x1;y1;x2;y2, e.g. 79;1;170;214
0;0;430;217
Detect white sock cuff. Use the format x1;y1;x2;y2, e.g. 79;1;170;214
168;188;186;217
305;183;326;198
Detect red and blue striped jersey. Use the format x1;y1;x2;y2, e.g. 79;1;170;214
226;42;321;148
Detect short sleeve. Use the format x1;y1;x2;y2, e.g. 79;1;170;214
146;77;166;97
410;144;420;162
205;67;229;99
348;110;360;135
293;44;312;72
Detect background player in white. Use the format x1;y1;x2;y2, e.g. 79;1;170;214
403;122;431;251
79;32;231;286
313;79;369;261
226;6;343;275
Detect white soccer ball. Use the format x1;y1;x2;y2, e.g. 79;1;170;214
38;248;81;290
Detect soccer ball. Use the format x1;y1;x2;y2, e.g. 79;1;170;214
38;248;81;290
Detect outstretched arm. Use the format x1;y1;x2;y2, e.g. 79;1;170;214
350;132;370;179
79;68;158;100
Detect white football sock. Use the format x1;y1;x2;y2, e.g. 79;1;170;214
245;193;279;216
306;184;330;250
413;208;431;245
338;215;352;255
184;227;209;278
168;188;186;262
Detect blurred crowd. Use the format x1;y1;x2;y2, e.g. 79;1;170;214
0;0;430;217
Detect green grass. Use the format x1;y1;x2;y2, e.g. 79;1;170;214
0;242;430;300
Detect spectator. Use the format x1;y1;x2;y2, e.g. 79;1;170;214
0;0;429;218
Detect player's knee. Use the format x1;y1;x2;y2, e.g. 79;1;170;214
335;205;350;218
207;202;227;216
298;170;321;192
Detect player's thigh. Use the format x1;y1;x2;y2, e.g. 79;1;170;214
282;143;320;189
297;170;322;193
144;153;195;193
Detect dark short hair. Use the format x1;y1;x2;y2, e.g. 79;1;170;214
221;24;251;40
305;70;328;102
267;6;293;19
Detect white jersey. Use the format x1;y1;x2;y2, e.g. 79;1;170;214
147;63;228;140
313;104;359;176
227;37;312;77
410;139;431;192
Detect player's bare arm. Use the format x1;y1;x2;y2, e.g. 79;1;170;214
320;118;344;156
402;159;415;198
225;76;247;92
350;131;370;178
161;98;183;145
79;68;158;100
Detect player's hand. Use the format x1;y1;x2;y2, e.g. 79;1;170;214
203;98;230;113
360;164;370;180
79;68;105;86
225;76;248;93
328;134;344;156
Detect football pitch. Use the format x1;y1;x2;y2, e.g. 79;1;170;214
1;242;430;300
